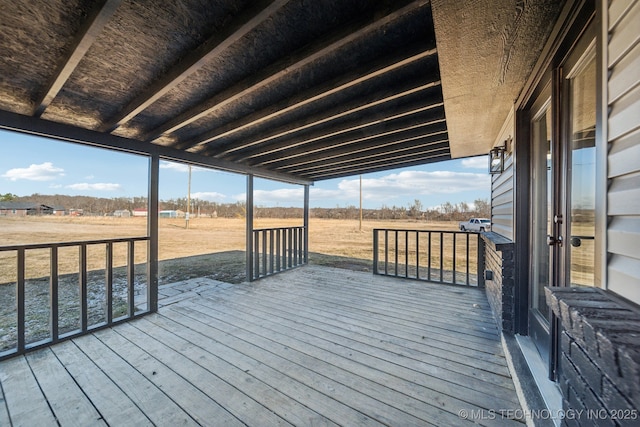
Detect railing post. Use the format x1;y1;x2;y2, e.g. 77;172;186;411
384;230;389;275
269;229;274;274
127;241;135;317
254;230;260;279
372;229;379;275
416;231;420;280
439;232;444;283
427;231;432;280
477;234;486;288
453;233;457;285
79;244;88;332
106;242;113;324
276;229;281;271
17;248;25;352
50;246;59;343
394;230;399;277
466;233;470;286
404;230;409;277
262;230;267;276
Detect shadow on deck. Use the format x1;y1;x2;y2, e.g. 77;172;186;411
0;265;524;426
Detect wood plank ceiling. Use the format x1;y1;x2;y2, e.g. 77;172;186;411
0;0;447;183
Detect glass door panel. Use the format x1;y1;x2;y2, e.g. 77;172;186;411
567;48;596;287
529;91;553;365
532;104;553;315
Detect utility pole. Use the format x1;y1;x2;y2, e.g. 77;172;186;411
186;165;191;229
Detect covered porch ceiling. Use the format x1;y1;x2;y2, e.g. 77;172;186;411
0;0;562;184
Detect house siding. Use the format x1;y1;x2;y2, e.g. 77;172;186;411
490;111;515;241
606;0;640;306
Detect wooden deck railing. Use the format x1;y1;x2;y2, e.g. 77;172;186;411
250;226;307;280
373;229;485;287
0;236;151;360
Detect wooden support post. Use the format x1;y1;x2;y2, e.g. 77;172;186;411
246;174;254;281
147;153;159;312
304;184;309;264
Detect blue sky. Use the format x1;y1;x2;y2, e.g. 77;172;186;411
1;130;490;209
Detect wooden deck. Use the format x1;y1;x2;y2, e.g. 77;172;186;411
0;265;524;426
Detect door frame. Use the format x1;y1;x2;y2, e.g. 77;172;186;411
512;0;597;381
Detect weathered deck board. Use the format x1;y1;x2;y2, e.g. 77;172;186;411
116;320;322;426
0;355;58;427
51;340;155;427
25;348;107;426
0;265;525;426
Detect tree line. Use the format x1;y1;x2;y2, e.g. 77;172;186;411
2;194;490;221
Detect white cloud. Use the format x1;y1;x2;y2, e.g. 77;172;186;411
232;188;305;205
84;174;95;180
160;161;208;173
191;191;227;202
66;183;122;191
461;157;487;169
2;162;65;181
349;170;488;198
231;169;490;207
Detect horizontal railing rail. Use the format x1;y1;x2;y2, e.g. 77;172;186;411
251;226;307;281
0;236;150;360
373;229;485;287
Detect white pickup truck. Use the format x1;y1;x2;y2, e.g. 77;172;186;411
459;218;491;232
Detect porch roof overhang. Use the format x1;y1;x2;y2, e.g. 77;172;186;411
0;0;563;184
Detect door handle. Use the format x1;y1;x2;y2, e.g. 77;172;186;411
547;235;563;246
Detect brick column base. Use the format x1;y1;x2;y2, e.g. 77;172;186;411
546;287;640;426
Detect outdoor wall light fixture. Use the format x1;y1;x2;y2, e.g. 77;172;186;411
489;137;511;175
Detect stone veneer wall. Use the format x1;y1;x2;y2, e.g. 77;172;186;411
546;287;640;427
482;232;515;334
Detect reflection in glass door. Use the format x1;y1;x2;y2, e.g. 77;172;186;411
567;46;596;287
530;91;553;366
527;27;597;380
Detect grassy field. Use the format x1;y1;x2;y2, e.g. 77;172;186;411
0;216;464;349
0;215;461;284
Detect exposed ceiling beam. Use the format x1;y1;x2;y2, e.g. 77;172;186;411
99;0;288;133
32;0;122;117
203;79;441;158
0;110;310;185
145;0;432;144
245;106;445;166
270;125;448;171
186;49;436;153
287;140;450;174
306;152;452;181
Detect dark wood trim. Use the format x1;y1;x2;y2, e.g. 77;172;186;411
246;102;445;165
288;142;450;175
145;0;431;144
197;79;442;157
100;0;288;132
304;150;450;180
0;110;311;185
147;154;159;313
246;175;254;282
513;109;531;336
33;0;122;117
